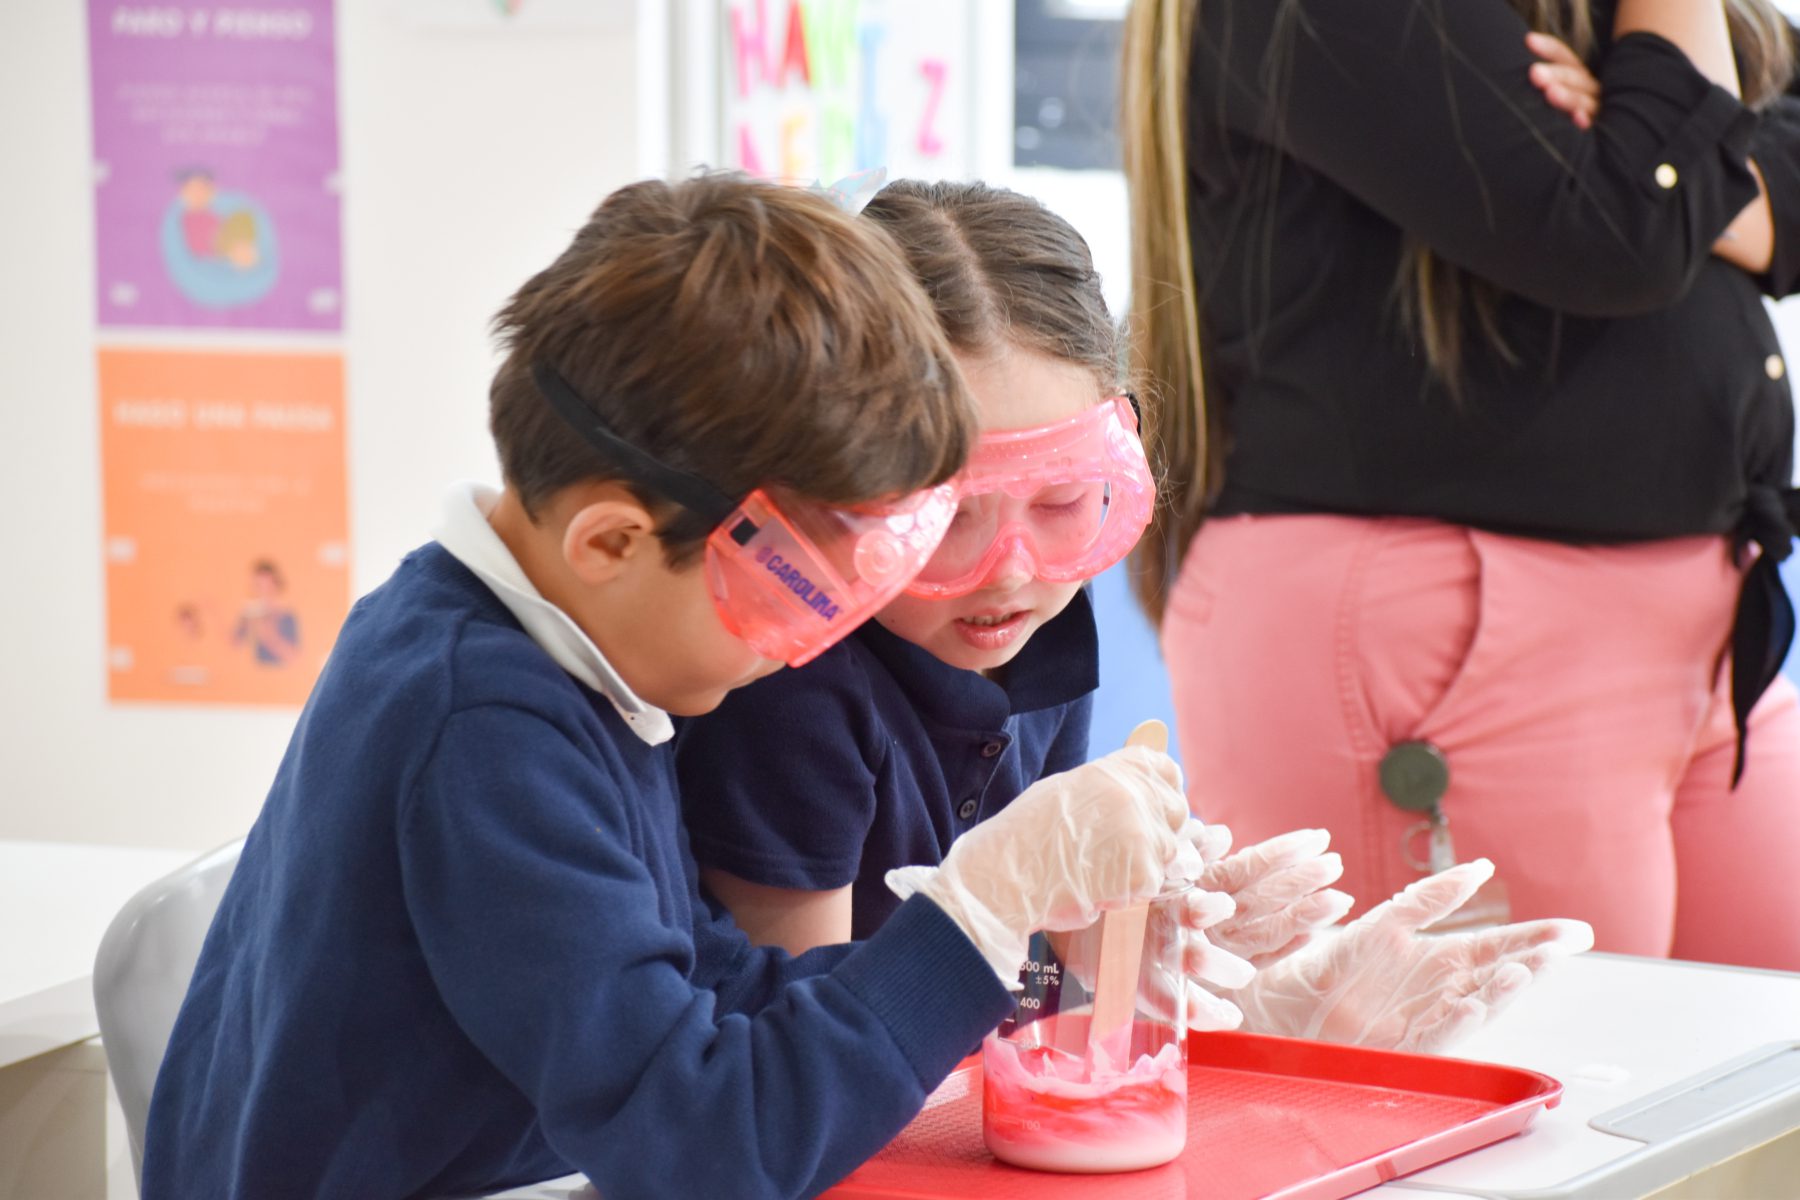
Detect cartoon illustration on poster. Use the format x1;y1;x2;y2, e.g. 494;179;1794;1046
87;3;342;331
98;347;350;706
720;0;972;183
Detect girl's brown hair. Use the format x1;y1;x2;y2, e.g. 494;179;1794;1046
489;173;973;565
1120;0;1794;624
861;179;1125;393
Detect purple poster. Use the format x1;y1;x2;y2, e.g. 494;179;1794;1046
88;3;341;332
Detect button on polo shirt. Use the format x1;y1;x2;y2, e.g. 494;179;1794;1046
678;589;1101;940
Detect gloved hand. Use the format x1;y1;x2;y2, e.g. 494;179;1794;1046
1038;819;1253;1029
1229;859;1595;1053
1194;827;1354;967
887;746;1202;987
1143;881;1256;1030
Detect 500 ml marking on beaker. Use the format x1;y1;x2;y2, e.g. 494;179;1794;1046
1013;936;1064;1027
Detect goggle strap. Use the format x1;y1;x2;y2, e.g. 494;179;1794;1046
532;362;740;527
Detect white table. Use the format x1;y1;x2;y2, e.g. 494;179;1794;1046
1;840;198;1199
1371;951;1800;1198
486;951;1800;1200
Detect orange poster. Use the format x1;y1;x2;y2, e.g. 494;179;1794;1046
98;347;349;706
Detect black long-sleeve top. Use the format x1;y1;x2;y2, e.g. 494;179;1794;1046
1186;0;1800;767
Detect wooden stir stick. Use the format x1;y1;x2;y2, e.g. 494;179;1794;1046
1084;719;1169;1059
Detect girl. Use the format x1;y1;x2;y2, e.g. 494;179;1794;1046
677;180;1590;1049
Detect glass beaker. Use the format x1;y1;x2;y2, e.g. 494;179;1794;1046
981;885;1191;1173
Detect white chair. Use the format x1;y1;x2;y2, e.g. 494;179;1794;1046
92;839;244;1187
89;839;581;1200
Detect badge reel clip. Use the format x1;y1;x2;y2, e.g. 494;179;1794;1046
1379;741;1511;931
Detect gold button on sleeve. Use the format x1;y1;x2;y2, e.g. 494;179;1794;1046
1654;163;1679;189
1767;354;1786;381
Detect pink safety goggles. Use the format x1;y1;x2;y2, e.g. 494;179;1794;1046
903;395;1154;599
534;364;955;667
703;485;956;665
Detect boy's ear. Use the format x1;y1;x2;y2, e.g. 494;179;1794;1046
561;486;660;583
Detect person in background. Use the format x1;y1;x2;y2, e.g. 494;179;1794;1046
1122;0;1800;970
678;180;1593;1054
141;173;1224;1200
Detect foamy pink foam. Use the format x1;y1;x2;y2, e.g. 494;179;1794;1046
981;1023;1187;1173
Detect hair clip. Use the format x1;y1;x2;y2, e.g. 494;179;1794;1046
815;167;888;215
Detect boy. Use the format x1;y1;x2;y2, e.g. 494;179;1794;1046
141;174;1203;1199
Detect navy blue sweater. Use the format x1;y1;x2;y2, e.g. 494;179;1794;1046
678;592;1097;940
141;544;1013;1200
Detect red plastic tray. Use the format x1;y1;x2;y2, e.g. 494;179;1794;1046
825;1031;1561;1200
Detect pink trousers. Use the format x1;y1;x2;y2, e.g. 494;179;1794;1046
1162;514;1800;970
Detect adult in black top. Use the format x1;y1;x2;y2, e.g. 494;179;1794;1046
1121;0;1800;969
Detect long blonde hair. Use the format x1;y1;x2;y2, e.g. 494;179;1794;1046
1121;0;1794;625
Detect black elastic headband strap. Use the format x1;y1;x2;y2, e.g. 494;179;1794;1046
531;362;740;526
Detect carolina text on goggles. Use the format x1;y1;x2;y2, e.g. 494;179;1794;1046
532;363;956;666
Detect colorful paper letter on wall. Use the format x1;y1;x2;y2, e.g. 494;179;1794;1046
721;0;970;183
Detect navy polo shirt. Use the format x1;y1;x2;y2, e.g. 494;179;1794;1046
677;590;1099;941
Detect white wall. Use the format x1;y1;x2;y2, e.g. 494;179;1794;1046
10;1;1799;849
0;2;654;851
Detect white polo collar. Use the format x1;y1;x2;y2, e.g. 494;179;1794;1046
431;482;673;746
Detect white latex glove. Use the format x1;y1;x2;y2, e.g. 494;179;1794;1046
887;746;1201;986
1045;819;1254;1030
1230;859;1595;1053
1143;884;1255;1031
1196;828;1354;967
1183;817;1233;868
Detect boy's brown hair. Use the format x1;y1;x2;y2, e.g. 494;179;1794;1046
859;180;1125;394
490;173;974;564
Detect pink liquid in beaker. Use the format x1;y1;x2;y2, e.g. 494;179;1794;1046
981;1014;1187;1173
